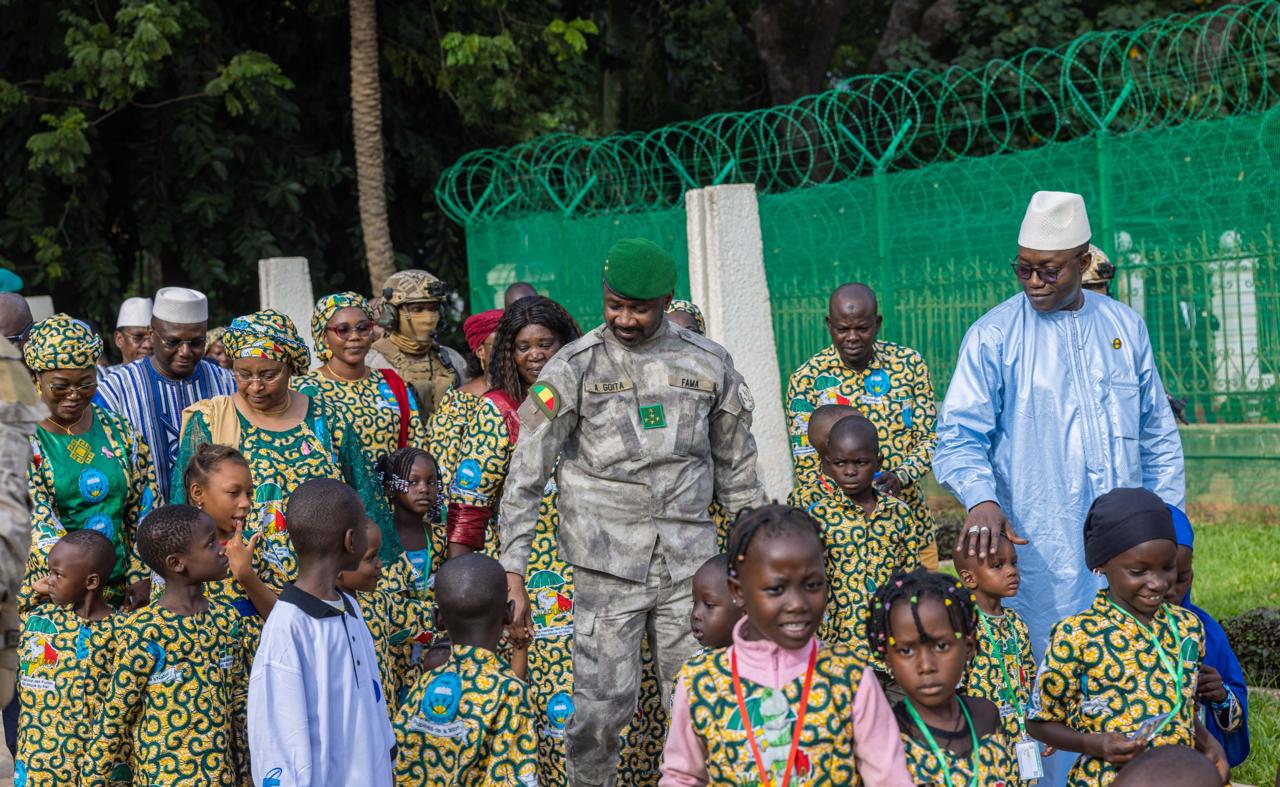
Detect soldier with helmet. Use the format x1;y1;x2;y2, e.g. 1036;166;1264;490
370;270;469;421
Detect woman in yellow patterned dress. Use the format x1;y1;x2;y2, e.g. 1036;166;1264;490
427;309;502;501
21;314;159;612
294;292;428;466
171;310;400;585
868;570;1020;786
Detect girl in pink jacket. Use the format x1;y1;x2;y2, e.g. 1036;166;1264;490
660;504;914;786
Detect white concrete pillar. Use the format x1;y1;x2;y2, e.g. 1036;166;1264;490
685;184;793;502
258;257;318;368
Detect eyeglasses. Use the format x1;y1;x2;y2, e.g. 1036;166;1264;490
156;334;206;351
233;368;285;385
327;321;375;339
46;380;97;398
1010;263;1067;283
120;330;152;343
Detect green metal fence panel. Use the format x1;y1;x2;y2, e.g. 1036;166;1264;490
443;0;1280;425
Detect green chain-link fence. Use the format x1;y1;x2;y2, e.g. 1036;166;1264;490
440;0;1280;424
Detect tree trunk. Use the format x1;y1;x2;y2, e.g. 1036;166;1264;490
748;0;851;105
350;0;396;293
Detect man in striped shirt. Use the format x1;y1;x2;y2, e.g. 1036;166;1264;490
95;287;234;500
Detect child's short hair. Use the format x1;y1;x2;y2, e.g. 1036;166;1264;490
823;413;879;456
726;504;824;580
696;553;730;579
376;447;434;495
285;478;364;557
1112;745;1221;787
866;569;978;658
435;552;507;630
137;505;206;576
807;404;857;449
182;443;249;493
58;529;116;579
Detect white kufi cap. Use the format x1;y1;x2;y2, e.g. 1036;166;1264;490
116;297;153;328
152;287;208;324
1018;190;1092;251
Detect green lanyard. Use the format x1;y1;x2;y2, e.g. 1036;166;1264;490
1107;600;1186;737
903;697;979;787
977;611;1027;735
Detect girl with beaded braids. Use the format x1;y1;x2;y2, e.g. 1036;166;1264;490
375;447;446;601
867;569;1021;786
661;504;913;786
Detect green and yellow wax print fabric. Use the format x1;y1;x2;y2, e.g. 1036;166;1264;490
1030;591;1204;786
964;608;1037;742
805;483;921;664
16;608;122;787
786;342;937;548
22;313;102;372
427;388;483;493
294;369;429;466
392;645;539;787
677;643;865;786
84;602;246;787
23;405;158;611
356;589;435;716
899;708;1021;787
445;395;512;555
309;291;373;363
221;309;310;375
172;392;400;566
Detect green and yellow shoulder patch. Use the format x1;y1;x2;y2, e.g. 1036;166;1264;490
530;382;561;419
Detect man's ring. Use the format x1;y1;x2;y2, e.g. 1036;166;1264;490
969;526;979;534
980;526;990;533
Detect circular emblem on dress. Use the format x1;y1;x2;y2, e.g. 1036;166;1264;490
453;458;482;492
78;467;110;503
546;691;575;729
738;384;755;412
84;514;115;541
864;370;892;397
421;672;462;723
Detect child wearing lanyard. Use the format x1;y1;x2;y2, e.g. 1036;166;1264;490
954;533;1049;779
660;504;913;786
868;569;1021;786
1028;488;1230;786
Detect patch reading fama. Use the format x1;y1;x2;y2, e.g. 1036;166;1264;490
668;375;716;393
586;379;633;394
530;382;561;418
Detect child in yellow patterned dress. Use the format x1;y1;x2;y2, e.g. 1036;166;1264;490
786;403;856;509
16;530;120;786
376;447;446;601
869;569;1020;786
954;535;1042;762
808;414;922;661
337;518;435;715
393;553;539;786
1027;488;1230;786
85;504;245;786
662;504;913;786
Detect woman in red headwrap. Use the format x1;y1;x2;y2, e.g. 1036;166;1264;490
426;308;504;523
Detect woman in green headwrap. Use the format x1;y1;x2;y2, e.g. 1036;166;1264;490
172;309;400;587
294;292;428;467
22;314;160;611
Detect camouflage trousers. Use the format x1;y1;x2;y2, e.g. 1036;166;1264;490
567;549;695;786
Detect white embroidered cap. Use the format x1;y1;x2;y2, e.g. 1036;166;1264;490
1018;191;1092;251
152;287;208;324
115;297;153;328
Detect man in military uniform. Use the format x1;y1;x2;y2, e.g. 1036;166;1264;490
0;334;44;785
497;239;766;786
370;270;468;420
786;283;940;567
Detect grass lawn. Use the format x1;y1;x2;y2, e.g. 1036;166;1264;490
1190;520;1279;786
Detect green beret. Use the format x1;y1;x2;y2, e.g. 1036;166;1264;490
603;239;677;300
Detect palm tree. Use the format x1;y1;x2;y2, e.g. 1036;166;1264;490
350;0;396;292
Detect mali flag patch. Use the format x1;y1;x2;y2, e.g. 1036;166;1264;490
530;382;561;419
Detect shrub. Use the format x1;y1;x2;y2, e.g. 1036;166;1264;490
1223;606;1280;686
